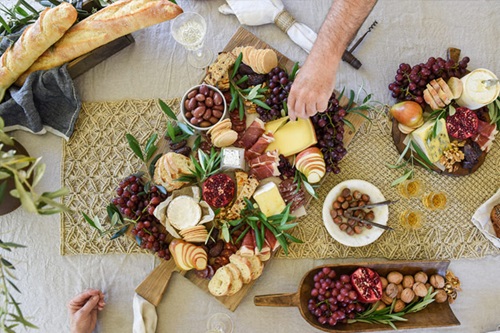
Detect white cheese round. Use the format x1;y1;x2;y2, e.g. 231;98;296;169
167;195;202;230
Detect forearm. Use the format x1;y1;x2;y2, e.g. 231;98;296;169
308;0;378;67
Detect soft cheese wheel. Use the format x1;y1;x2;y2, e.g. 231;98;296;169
167;195;201;230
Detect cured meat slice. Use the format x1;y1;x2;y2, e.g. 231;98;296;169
248;150;279;169
245;133;274;161
240;230;256;256
472;133;493;152
264;228;279;251
476;120;498;139
238;118;265;149
249;162;280;180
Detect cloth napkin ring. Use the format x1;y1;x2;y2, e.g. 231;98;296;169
274;10;296;33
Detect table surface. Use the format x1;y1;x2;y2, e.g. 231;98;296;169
2;0;500;332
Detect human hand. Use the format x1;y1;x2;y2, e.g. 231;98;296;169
287;57;337;121
68;289;106;333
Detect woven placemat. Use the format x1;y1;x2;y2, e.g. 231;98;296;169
61;98;178;255
61;99;500;259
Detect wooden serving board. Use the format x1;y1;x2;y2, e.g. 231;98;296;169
135;27;369;311
255;260;460;332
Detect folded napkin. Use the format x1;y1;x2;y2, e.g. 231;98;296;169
0;31;81;140
219;0;317;53
133;294;157;333
471;187;500;248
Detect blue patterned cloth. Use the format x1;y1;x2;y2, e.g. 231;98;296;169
0;31;81;140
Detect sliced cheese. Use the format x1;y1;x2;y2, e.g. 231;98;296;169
411;119;450;164
264;116;289;134
167;195;202;230
253;182;286;217
265;118;317;157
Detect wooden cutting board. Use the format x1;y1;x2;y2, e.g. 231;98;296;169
135;27;369;311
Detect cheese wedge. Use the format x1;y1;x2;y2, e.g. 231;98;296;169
411;119;450;164
265;118;317;157
253;182;286;217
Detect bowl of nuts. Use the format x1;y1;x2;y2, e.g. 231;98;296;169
322;179;389;247
180;83;227;131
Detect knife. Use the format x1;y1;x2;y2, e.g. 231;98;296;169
345;200;399;212
345;215;394;231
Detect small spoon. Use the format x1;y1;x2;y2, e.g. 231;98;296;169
482;79;499;88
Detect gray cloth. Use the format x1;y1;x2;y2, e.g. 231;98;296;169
0;31;81;140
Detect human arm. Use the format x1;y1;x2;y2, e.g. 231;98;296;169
287;0;377;120
68;289;106;333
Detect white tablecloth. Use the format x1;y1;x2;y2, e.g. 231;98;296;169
2;1;500;332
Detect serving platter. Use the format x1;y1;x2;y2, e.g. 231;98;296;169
135;27;370;311
254;260;460;332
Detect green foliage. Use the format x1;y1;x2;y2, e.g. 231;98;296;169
0;240;38;331
386;138;432;187
0;117;70;214
228;199;302;255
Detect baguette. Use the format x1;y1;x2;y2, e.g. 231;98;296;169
0;3;77;101
16;0;183;85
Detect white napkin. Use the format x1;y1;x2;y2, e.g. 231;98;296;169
132;294;157;333
219;0;317;53
471;187;500;248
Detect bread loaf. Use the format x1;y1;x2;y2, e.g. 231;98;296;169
16;0;183;85
0;3;77;101
491;204;500;237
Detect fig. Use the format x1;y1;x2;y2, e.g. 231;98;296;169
390;101;423;128
350;267;383;303
446;107;479;139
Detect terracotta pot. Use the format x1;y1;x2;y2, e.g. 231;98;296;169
0;140;30;216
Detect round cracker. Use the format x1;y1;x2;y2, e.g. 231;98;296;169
213;130;238;148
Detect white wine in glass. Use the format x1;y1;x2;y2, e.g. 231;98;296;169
171;12;214;68
205;313;233;333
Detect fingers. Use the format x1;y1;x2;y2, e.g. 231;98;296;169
80;295;100;315
68;289;106;312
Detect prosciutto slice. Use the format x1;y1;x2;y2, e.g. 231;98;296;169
250;162;280;180
240;229;256;256
248;150;279;169
245;133;274;161
473;121;497;152
238;118;265;149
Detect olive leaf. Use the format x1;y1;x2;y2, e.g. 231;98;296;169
126;134;144;161
289;62;300;81
232;53;243;79
391;169;412;187
158;99;177;121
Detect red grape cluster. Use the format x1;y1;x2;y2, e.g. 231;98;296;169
388;56;470;107
258;67;292;122
112;175;171;260
311;94;347;174
277;154;296;179
308;267;365;327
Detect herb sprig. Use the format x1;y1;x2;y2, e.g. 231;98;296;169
227;198;302;255
177;148;221;184
487;95;500;129
348;287;437;329
338;86;377;132
0;240;38;331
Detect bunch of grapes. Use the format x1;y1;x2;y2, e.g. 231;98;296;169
111;175;171;260
257;67;293;122
388;56;470;107
277;154;296;179
308;267;365;327
311;94;347;174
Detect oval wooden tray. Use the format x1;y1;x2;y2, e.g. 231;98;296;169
391;119;486;176
254;260;460;332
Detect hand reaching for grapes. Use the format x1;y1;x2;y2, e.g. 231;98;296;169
68;289;106;333
287;55;336;121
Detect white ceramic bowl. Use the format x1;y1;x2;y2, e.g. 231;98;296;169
180;84;227;131
322;179;389;247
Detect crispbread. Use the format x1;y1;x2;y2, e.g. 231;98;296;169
225;263;244;296
229;253;252;284
208;266;232;297
246;255;264;280
261;49;278;73
153;152;193;192
204;52;236;86
226;174;259;219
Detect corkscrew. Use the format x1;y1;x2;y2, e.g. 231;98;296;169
341;20;378;70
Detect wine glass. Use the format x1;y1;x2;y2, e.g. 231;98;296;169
205;313;233;333
171;12;214;69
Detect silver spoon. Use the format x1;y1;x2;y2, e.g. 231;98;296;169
482;79;499;88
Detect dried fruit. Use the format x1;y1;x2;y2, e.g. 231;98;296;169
414;271;428;284
387;271;403;284
412;282;428;297
446;107;479;140
402;275;414;289
401;288;415;304
350;267;383;303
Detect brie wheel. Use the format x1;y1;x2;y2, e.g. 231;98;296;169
167;195;202;230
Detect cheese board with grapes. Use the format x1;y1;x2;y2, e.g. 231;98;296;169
388;48;499;180
83;27;372;311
